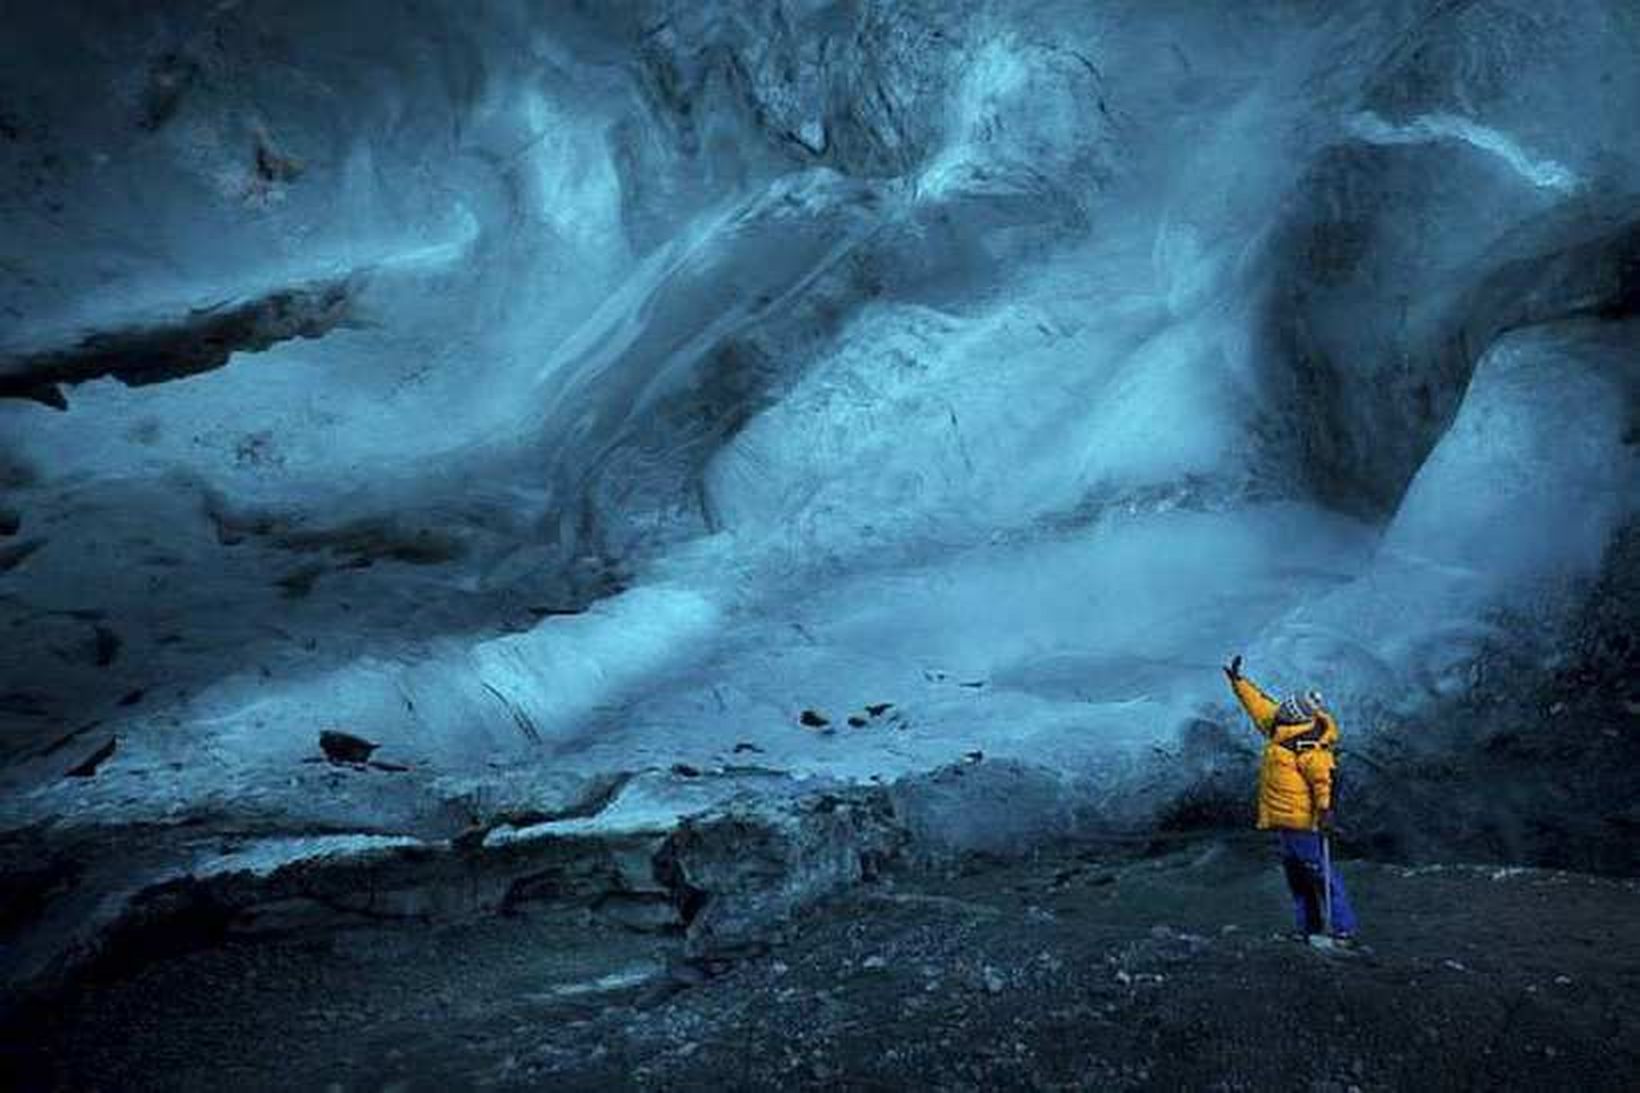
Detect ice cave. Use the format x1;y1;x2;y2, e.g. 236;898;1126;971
0;1;1636;1088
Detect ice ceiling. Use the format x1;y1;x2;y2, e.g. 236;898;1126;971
0;0;1636;841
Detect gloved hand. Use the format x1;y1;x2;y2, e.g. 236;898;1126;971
1223;654;1243;682
1317;808;1336;834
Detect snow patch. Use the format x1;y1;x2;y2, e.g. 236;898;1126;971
1347;110;1581;194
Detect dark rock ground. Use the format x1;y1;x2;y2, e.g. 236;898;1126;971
4;833;1636;1092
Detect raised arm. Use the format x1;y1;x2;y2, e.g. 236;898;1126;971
1223;654;1279;735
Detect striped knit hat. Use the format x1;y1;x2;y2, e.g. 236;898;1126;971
1276;690;1324;725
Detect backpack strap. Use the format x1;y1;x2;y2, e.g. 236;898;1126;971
1277;721;1328;754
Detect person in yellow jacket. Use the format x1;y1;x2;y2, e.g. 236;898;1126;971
1224;654;1359;941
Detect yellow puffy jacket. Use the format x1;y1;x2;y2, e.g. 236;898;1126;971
1230;676;1338;831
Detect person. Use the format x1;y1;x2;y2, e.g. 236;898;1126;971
1223;654;1359;942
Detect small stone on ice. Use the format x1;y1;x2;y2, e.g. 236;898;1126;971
319;729;378;765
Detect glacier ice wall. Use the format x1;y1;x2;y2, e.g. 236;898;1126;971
0;0;1636;849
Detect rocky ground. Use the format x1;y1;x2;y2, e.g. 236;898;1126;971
4;833;1636;1092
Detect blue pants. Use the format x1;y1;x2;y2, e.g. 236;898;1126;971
1278;830;1359;936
